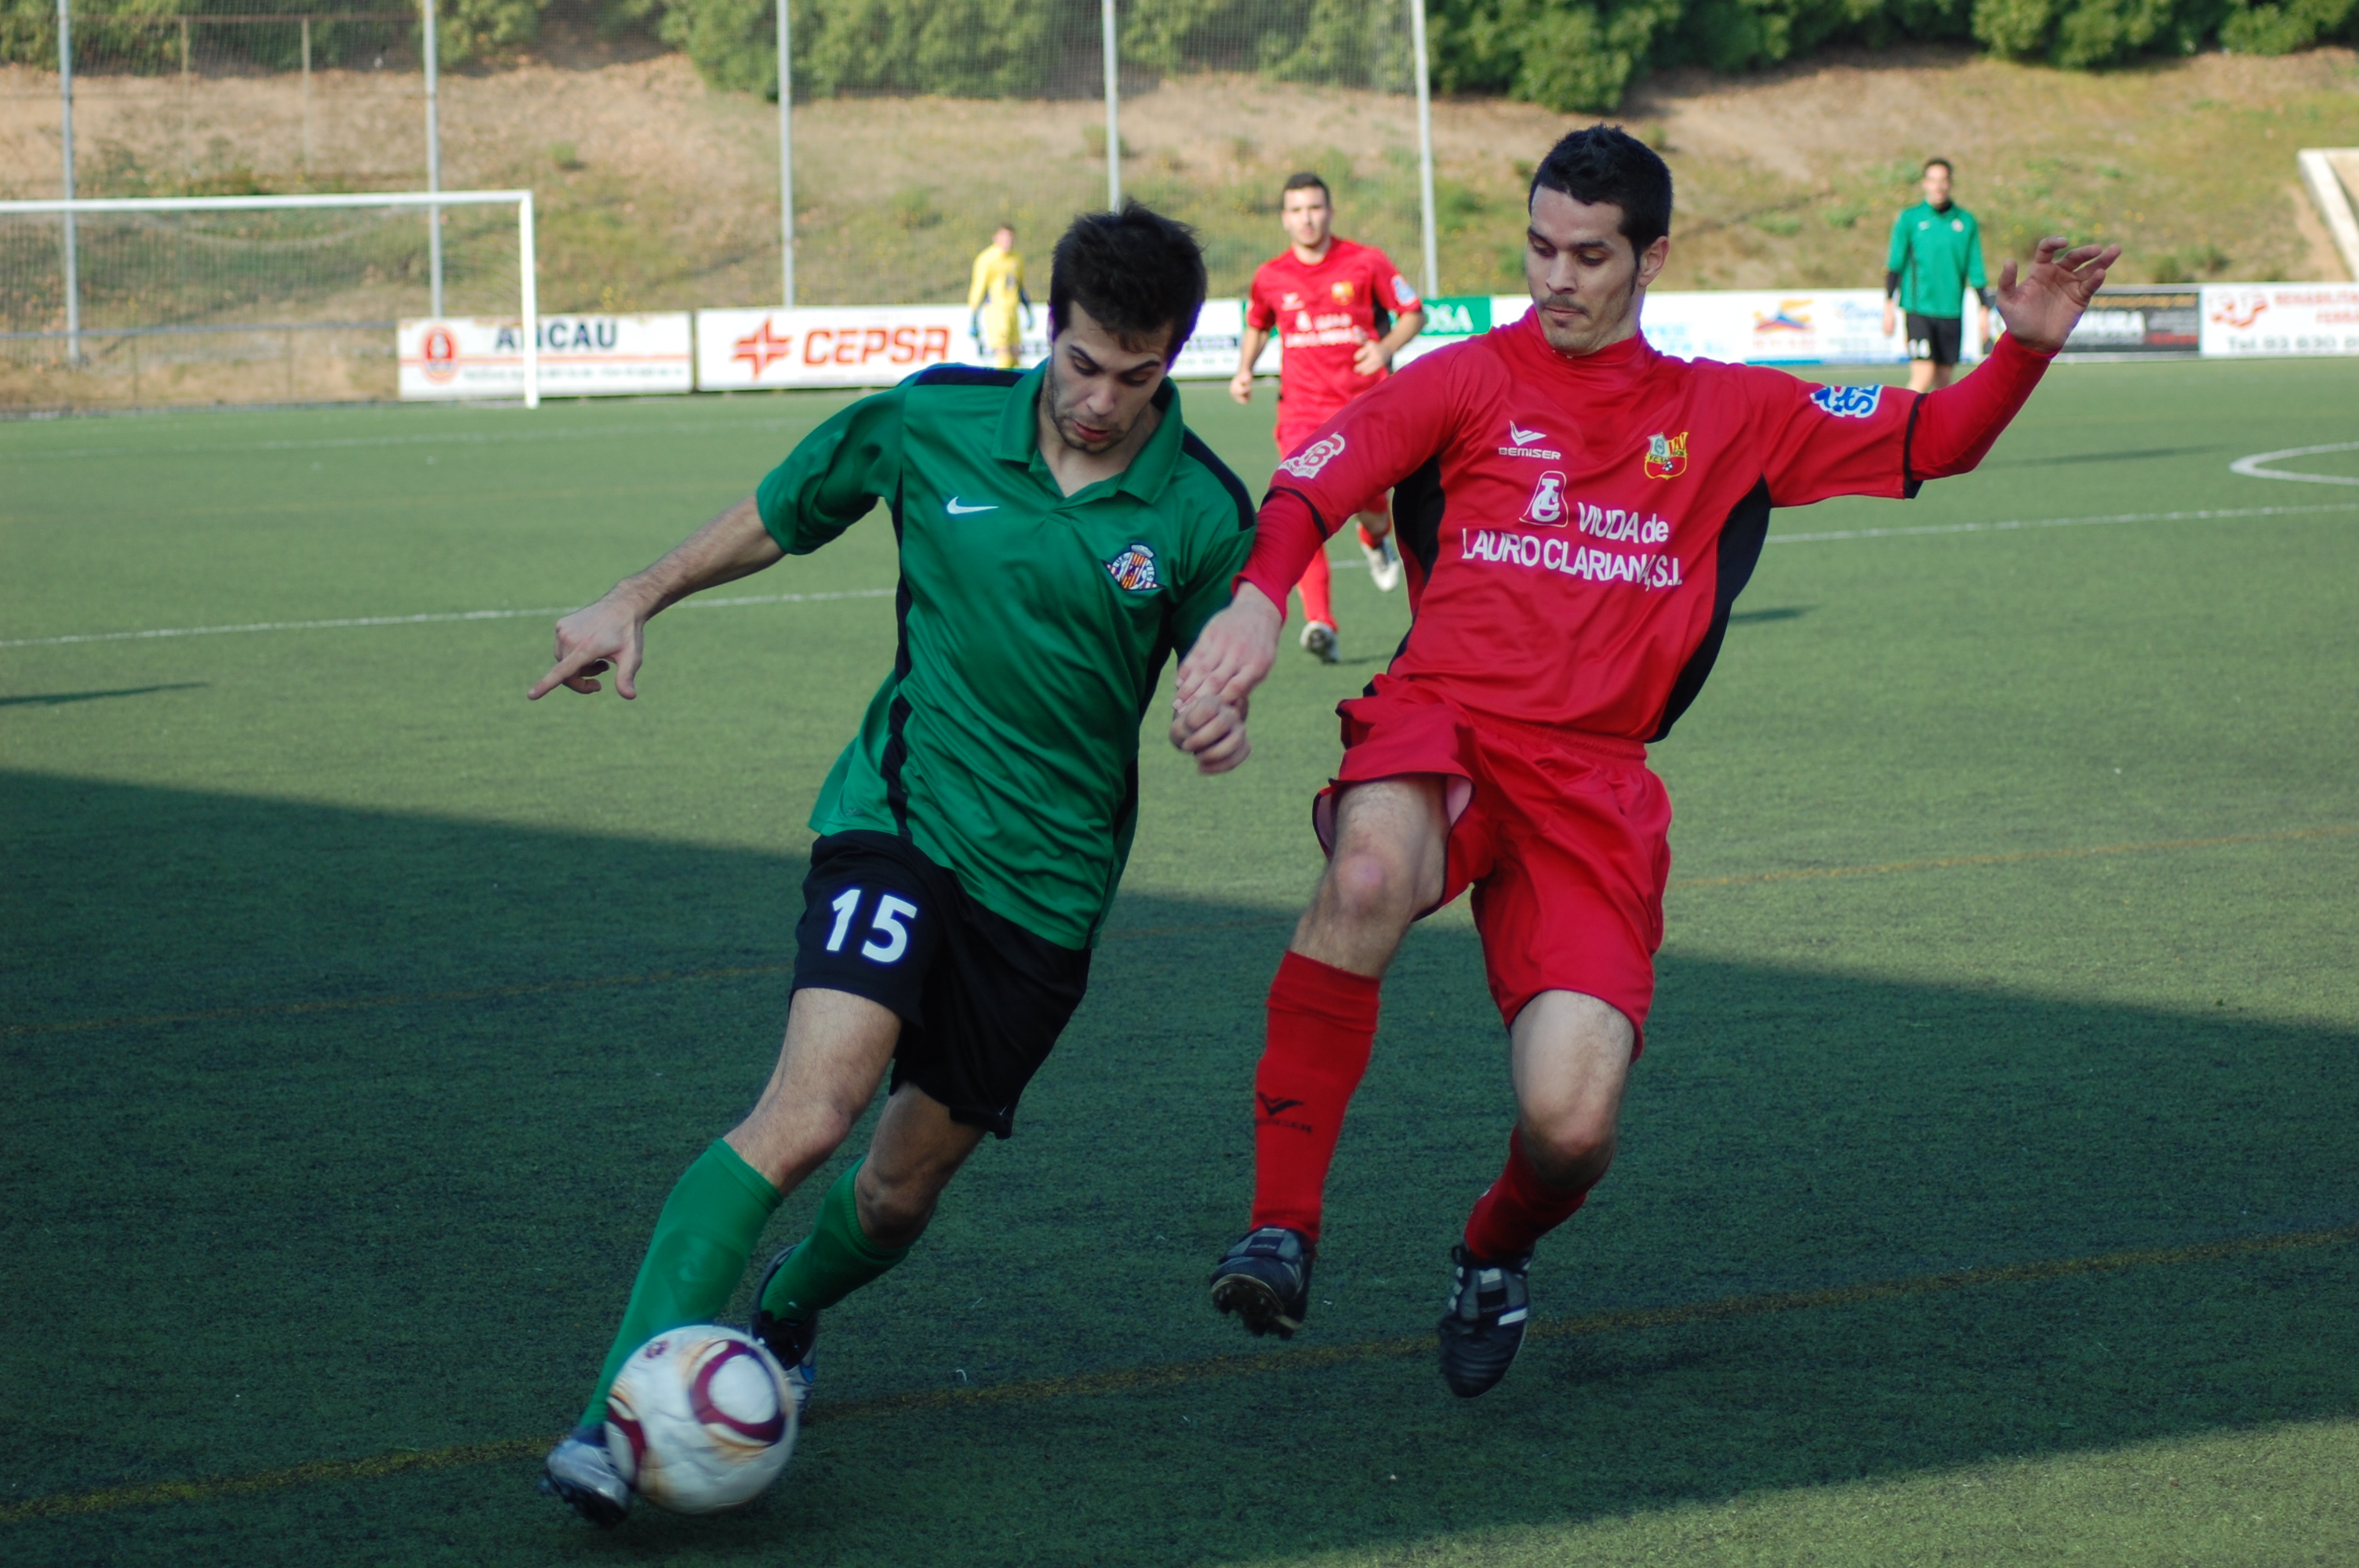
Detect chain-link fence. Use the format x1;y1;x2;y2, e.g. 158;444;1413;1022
5;0;1463;408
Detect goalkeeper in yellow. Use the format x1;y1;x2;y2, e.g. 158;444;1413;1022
969;224;1033;369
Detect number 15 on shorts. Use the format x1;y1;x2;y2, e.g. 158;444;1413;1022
825;888;920;964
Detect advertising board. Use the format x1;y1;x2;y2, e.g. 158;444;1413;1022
397;314;692;400
2057;287;2200;356
2200;284;2359;357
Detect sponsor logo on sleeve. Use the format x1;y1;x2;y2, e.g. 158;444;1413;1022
1521;471;1568;526
1642;431;1688;480
1278;433;1346;479
1498;419;1562;459
1392;273;1420;307
1104;542;1161;593
1808;383;1885;419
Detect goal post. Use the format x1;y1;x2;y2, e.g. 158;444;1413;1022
0;189;538;412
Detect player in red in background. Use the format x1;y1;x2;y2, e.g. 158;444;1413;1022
1172;125;2116;1398
1232;172;1426;663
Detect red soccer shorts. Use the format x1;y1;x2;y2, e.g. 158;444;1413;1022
1312;675;1673;1043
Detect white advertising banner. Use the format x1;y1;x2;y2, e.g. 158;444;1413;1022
696;299;1271;390
2200;284;2359;357
1637;289;1946;366
397;314;692;400
696;306;970;390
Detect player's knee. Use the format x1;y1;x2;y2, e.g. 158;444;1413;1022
1322;844;1419;931
1521;1112;1616;1188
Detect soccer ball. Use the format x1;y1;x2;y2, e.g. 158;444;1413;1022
604;1324;797;1513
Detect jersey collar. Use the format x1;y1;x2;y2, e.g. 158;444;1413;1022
992;362;1186;504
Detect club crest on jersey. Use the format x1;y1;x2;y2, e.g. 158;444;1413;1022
1521;470;1569;527
1278;433;1346;479
1809;384;1884;419
1643;431;1688;480
1103;542;1161;593
1331;281;1356;303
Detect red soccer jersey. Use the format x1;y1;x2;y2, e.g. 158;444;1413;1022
1246;238;1424;432
1244;312;2048;742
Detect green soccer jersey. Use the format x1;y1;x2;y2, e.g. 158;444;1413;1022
1886;201;1987;318
754;363;1255;949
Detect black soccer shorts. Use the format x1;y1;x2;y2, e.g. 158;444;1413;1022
1905;312;1965;366
791;830;1091;1138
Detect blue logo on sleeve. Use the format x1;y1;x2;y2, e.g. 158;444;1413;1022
1809;384;1885;419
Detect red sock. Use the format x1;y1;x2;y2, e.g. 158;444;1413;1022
1293;549;1335;629
1463;1128;1592;1260
1249;951;1380;1243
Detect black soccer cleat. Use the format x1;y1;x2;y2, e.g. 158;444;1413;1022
1437;1244;1532;1399
540;1422;631;1526
1209;1225;1314;1338
751;1243;820;1420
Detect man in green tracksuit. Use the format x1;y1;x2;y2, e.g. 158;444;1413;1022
526;203;1256;1526
1882;157;1991;392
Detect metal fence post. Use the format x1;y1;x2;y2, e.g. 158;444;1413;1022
1100;0;1119;209
1408;0;1439;299
56;0;78;364
778;0;794;307
423;0;444;318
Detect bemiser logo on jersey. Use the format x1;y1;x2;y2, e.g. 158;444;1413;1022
1643;431;1688;480
1498;419;1561;460
1278;434;1346;479
1521;470;1569;527
1103;542;1161;593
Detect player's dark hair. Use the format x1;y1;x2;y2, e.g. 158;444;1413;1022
1528;125;1674;255
1922;157;1953;176
1049;201;1207;358
1281;171;1331;203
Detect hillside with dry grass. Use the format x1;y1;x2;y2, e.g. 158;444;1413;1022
2;41;2353;316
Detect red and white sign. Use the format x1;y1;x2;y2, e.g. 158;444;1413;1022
2201;284;2359;357
696;307;969;390
397;314;692;400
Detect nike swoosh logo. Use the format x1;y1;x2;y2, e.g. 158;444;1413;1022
946;497;997;515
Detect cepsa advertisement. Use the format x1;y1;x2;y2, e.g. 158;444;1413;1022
2200;285;2359;357
696;306;972;390
398;314;692;400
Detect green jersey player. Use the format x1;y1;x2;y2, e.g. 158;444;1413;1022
529;204;1256;1526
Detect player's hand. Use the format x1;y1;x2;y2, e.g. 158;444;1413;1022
1993;236;2120;353
1228;368;1256;405
1351;339;1387;378
1169;691;1251;775
1881;300;1897;339
1174;581;1283;714
529;590;650;700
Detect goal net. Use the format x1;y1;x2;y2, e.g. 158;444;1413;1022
0;190;536;412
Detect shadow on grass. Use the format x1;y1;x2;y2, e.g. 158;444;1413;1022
2;769;2354;1565
0;683;209;708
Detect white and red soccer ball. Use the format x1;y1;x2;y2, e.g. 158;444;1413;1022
604;1325;797;1513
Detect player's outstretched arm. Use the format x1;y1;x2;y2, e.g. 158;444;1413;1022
1992;235;2121;351
1172;579;1284;721
527;496;783;701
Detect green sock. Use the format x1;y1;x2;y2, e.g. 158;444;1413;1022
580;1138;781;1429
757;1159;912;1320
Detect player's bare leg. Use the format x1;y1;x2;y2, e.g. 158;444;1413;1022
743;994;984;1415
1355;505;1403;591
1212;776;1448;1336
1439;989;1634;1397
1907;358;1958;393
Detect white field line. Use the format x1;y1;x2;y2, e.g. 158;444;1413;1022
2227;442;2359;487
0;589;893;650
7;499;2354;650
1767;499;2359;546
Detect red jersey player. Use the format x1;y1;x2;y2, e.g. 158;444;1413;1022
1232;172;1426;662
1172;126;2117;1397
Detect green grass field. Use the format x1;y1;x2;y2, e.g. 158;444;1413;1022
5;358;2358;1566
